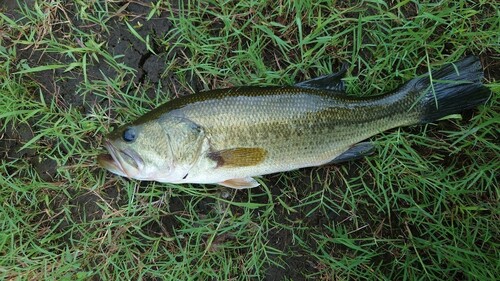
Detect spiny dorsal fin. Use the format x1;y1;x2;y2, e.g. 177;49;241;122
209;147;267;168
219;177;260;189
294;63;347;92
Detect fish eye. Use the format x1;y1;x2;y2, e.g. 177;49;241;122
122;127;137;143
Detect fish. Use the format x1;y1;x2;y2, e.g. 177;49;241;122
98;56;491;189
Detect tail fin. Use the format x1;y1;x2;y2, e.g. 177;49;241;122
417;56;491;123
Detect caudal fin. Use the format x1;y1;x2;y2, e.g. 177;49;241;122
416;56;491;123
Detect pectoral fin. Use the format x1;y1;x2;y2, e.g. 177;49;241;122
219;177;260;189
329;142;375;164
209;147;267;168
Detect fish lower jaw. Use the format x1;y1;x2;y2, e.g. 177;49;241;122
98;154;125;176
98;153;143;179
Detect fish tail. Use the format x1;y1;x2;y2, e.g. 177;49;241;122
414;56;491;123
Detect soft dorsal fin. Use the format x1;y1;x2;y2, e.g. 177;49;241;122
208;147;267;168
219;177;260;189
294;63;347;92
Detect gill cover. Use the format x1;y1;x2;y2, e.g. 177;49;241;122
159;115;205;165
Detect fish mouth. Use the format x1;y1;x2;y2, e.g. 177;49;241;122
97;140;144;178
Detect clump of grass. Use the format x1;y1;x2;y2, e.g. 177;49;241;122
0;0;499;280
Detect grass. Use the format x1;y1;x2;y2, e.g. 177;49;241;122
0;0;499;280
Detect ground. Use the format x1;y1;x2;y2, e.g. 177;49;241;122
0;1;498;280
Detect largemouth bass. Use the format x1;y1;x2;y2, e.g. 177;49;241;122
98;56;491;189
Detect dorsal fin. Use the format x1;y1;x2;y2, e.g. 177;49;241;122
294;63;348;92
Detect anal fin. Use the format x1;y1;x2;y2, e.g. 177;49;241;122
219;177;260;189
329;142;375;164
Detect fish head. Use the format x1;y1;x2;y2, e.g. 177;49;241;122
98;122;176;181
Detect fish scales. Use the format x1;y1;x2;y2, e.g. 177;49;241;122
169;87;417;172
98;56;491;188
